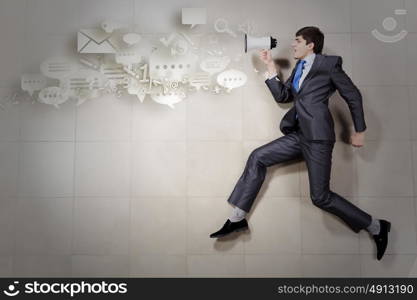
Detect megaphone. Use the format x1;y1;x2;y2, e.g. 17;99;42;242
244;34;277;53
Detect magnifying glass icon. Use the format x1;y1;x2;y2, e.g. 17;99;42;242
214;18;237;38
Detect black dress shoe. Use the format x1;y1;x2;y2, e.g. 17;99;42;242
372;219;391;260
209;219;249;238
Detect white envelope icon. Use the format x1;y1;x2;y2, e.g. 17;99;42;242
77;29;118;53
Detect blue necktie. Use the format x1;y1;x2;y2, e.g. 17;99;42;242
292;60;306;120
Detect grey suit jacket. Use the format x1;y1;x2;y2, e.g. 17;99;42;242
265;54;366;141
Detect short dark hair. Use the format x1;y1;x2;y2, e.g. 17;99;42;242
295;26;324;54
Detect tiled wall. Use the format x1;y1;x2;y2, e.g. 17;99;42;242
0;0;416;277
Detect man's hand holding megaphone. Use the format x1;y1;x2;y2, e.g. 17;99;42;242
259;49;278;78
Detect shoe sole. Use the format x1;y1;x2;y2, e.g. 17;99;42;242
210;226;249;238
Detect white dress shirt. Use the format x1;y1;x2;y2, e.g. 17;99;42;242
265;53;316;88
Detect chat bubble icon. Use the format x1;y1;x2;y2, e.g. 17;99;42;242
38;86;70;108
217;69;247;90
21;74;48;96
123;33;142;46
115;51;142;66
200;56;230;75
40;57;77;79
150;86;186;109
182;8;206;28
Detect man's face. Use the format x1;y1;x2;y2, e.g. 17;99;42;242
291;35;314;59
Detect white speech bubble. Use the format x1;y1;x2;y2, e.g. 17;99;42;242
182;8;206;28
21;74;48;96
150;48;198;82
200;56;230;75
115;51;142;66
38;86;70;107
123;33;142;46
150;86;186;109
40;57;77;79
59;70;106;99
217;69;247;90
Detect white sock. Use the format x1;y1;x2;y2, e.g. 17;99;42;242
229;206;247;222
366;217;380;235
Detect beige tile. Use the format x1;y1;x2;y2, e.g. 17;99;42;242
187;197;245;254
71;255;129;277
132;98;186;141
19;100;75;141
241;0;298;35
352;0;406;33
25;0;79;35
130;254;187;277
243;141;301;197
18;142;74;197
0;256;13;277
300;142;358;198
15;197;72;255
76;95;132;141
187;89;243;141
406;34;417;85
0;0;24;85
0;88;19;141
302;254;361;277
245;254;303;277
359;197;417;255
352;33;406;85
187;254;245;276
406;0;417;33
242;85;288;140
73;197;129;255
132;142;186;196
356;141;413;197
0;142;18;197
324;34;353;77
13;255;71;277
130;197;187;255
244;197;302;254
22;34;76;75
187;141;243;197
134;0;206;34
75;142;130;197
359;86;410;141
295;0;351;33
410;88;417;140
79;0;134;28
361;254;417;277
0;197;15;256
301;197;360;254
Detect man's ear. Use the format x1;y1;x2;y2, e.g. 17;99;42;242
307;42;315;51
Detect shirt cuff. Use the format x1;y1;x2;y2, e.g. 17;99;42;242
264;71;279;81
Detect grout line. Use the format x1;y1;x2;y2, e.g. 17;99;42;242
404;0;417;267
128;90;133;277
349;0;363;278
69;91;78;276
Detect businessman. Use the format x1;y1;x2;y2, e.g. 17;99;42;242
210;27;391;260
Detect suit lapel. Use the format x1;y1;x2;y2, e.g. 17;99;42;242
297;54;324;94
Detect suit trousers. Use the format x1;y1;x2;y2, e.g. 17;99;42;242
227;128;372;233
